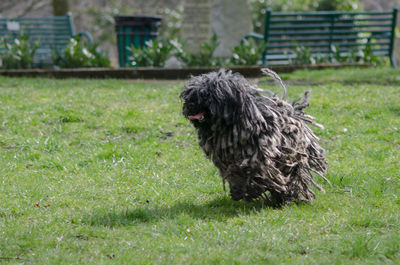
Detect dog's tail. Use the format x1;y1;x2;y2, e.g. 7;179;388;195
261;68;325;130
261;68;287;100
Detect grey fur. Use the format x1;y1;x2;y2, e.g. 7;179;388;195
180;69;328;205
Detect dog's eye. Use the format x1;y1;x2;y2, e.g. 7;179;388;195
199;90;209;98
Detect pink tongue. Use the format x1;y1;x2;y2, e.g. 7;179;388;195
188;113;204;120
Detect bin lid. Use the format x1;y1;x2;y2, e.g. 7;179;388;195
114;15;162;24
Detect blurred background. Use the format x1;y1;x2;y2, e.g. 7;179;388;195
0;0;399;67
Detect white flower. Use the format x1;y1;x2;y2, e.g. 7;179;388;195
82;48;94;59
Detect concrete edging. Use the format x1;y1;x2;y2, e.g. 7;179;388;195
0;63;371;79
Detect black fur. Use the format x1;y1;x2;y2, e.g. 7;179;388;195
180;69;328;204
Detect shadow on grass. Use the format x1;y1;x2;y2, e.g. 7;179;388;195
83;196;272;227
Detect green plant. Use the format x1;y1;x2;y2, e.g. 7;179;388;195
52;37;110;68
312;53;331;64
329;45;349;63
129;39;174;67
291;45;314;65
362;44;386;65
317;0;361;11
173;34;224;67
291;43;387;65
328;44;386;65
348;47;364;63
0;35;39;69
230;40;266;65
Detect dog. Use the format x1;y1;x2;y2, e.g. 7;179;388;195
180;69;328;205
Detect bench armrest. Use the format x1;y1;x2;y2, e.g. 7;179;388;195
74;31;93;45
243;32;265;41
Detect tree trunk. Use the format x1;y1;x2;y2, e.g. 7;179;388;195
52;0;69;16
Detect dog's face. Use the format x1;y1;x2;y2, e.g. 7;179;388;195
180;84;212;127
180;70;247;128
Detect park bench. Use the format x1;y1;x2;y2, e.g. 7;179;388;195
0;13;92;67
244;8;398;67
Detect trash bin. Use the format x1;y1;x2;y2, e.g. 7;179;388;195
114;15;162;67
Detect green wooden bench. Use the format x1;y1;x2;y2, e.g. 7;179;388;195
0;13;93;67
244;8;398;67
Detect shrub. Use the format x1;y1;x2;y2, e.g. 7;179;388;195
52;37;110;68
317;0;361;11
0;35;39;69
290;44;386;65
129;39;174;67
361;44;386;66
173;34;224;67
291;45;314;65
230;40;266;65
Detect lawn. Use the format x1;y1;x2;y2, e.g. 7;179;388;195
0;67;399;264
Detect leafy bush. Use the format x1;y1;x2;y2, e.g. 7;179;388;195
291;45;314;65
129;39;174;67
52;37;110;68
328;44;385;65
290;44;386;65
129;35;226;68
362;44;385;65
230;39;266;65
317;0;361;11
0;35;39;69
173;34;223;67
312;53;332;64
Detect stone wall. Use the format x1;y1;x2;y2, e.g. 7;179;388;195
181;0;211;53
211;0;252;57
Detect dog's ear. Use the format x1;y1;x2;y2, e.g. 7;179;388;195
207;80;239;124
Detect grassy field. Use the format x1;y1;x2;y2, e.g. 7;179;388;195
0;67;399;264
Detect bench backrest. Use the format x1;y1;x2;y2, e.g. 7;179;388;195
0;14;75;66
263;8;398;66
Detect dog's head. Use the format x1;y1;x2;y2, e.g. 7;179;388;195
180;69;254;128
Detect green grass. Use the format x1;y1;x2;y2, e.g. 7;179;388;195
280;67;400;85
0;68;399;264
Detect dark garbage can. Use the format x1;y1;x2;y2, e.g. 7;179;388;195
114;15;162;67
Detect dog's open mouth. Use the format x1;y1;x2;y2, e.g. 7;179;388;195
188;113;204;121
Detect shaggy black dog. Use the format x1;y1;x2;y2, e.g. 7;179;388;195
180;69;328;205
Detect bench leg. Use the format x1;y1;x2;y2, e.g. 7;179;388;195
390;56;396;68
262;50;267;65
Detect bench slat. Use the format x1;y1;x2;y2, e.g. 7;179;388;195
269;23;393;30
270;17;393;24
0;21;69;25
266;49;390;56
0;16;68;21
268;35;392;42
270;11;394;16
269;29;392;36
268;41;391;49
0;26;71;30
